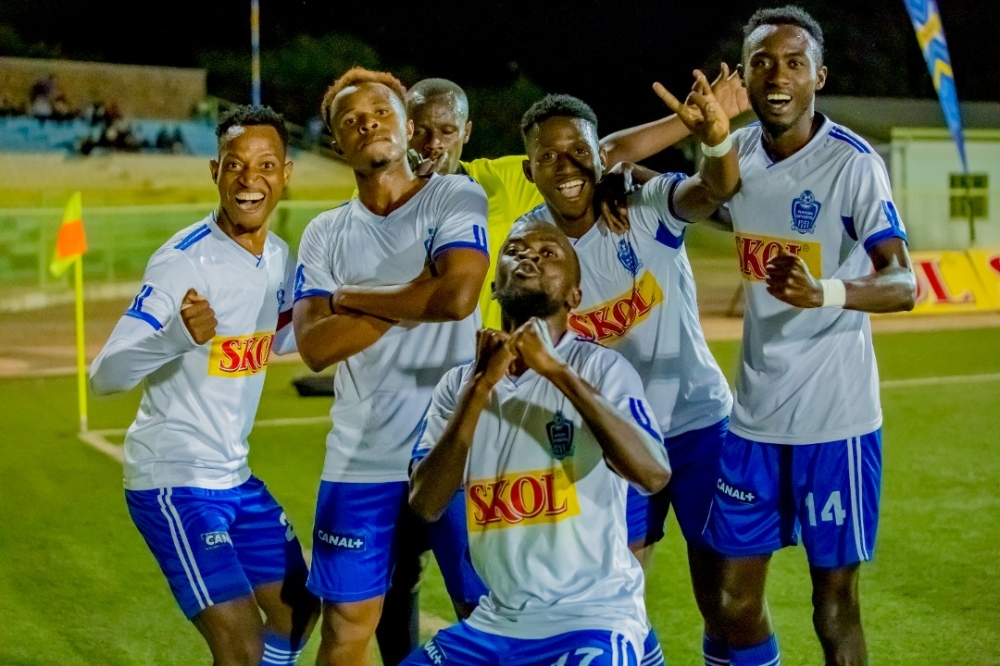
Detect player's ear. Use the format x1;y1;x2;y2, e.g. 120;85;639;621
815;65;828;91
522;158;535;184
406;118;414;141
566;286;582;310
598;146;608;171
283;159;294;184
210;159;219;184
490;280;497;300
330;139;344;157
463;120;473;145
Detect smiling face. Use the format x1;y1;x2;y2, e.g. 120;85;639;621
493;221;582;325
743;23;827;138
329;82;412;172
523;116;606;227
210;124;291;236
409;94;471;175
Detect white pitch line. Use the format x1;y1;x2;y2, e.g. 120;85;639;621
880;372;1000;389
78;429;124;462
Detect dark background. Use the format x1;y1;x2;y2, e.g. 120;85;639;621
2;0;997;161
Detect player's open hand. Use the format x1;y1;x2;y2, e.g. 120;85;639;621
506;318;565;379
594;162;637;234
710;63;750;120
653;69;730;149
765;247;823;308
473;329;514;387
179;289;217;344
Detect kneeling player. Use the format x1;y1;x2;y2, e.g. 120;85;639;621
90;106;318;666
405;220;672;666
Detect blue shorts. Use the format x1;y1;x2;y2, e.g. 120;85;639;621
401;621;639;666
307;480;409;603
703;430;882;568
626;418;727;548
425;491;489;607
125;476;308;620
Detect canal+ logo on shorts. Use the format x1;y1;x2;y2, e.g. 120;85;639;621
465;467;580;532
208;331;275;377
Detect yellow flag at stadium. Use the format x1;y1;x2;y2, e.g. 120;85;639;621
50;191;87;277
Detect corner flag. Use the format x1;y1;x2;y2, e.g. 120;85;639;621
904;0;967;171
50;191;87;277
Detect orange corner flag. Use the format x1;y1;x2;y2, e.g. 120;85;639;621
50;191;87;277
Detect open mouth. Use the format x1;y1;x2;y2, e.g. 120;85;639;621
765;93;793;111
513;261;540;278
234;192;265;211
556;178;586;199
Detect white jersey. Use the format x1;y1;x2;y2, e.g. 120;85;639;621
519;176;731;438
90;213;296;490
726;116;908;444
414;334;669;647
295;173;489;483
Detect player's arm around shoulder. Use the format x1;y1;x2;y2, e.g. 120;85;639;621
89;250;211;395
333;176;490;323
410;330;510;522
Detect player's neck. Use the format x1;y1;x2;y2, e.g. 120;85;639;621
761;112;824;162
215;209;269;256
355;159;428;217
547;204;595;241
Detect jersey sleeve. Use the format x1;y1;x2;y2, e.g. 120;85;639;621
629;172;690;245
428;177;490;261
273;249;297;355
89;251;201;394
293;214;339;302
410;365;468;471
844;153;908;253
581;349;671;491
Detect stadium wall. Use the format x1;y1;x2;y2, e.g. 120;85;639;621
0;57;206;119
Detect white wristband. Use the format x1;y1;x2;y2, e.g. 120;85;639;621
701;134;733;158
820;279;847;308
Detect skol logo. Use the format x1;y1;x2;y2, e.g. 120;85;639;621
734;233;822;282
569;273;662;343
208;331;275;377
466;467;580;531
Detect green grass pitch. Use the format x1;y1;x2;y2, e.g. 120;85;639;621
1;328;998;665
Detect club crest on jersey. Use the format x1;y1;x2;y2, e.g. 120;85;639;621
616;238;643;276
791;190;821;234
546;411;575;460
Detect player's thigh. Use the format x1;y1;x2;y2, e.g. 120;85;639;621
126;486;252;620
793;431;881;568
307;480;408;603
227;476;310;594
510;630;639;666
401;621;499;666
425;490;489;610
703;432;798;559
664;418;728;549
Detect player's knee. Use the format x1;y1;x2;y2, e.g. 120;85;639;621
717;587;765;628
210;632;264;666
321;599;383;645
811;572;861;637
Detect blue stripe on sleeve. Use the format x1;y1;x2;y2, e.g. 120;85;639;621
863;227;908;253
125;309;164;331
664;172;696;227
174;225;211;251
432;240;490;260
292;288;332;303
841;216;858;241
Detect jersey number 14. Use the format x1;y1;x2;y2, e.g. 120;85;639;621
805;491;847;527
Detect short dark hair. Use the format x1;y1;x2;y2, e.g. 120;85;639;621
743;5;824;63
520;94;598;143
407;78;469;121
216;105;289;149
321;67;407;132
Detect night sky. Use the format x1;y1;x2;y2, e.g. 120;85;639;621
2;0;997;148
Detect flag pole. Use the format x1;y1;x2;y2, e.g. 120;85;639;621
74;255;88;433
